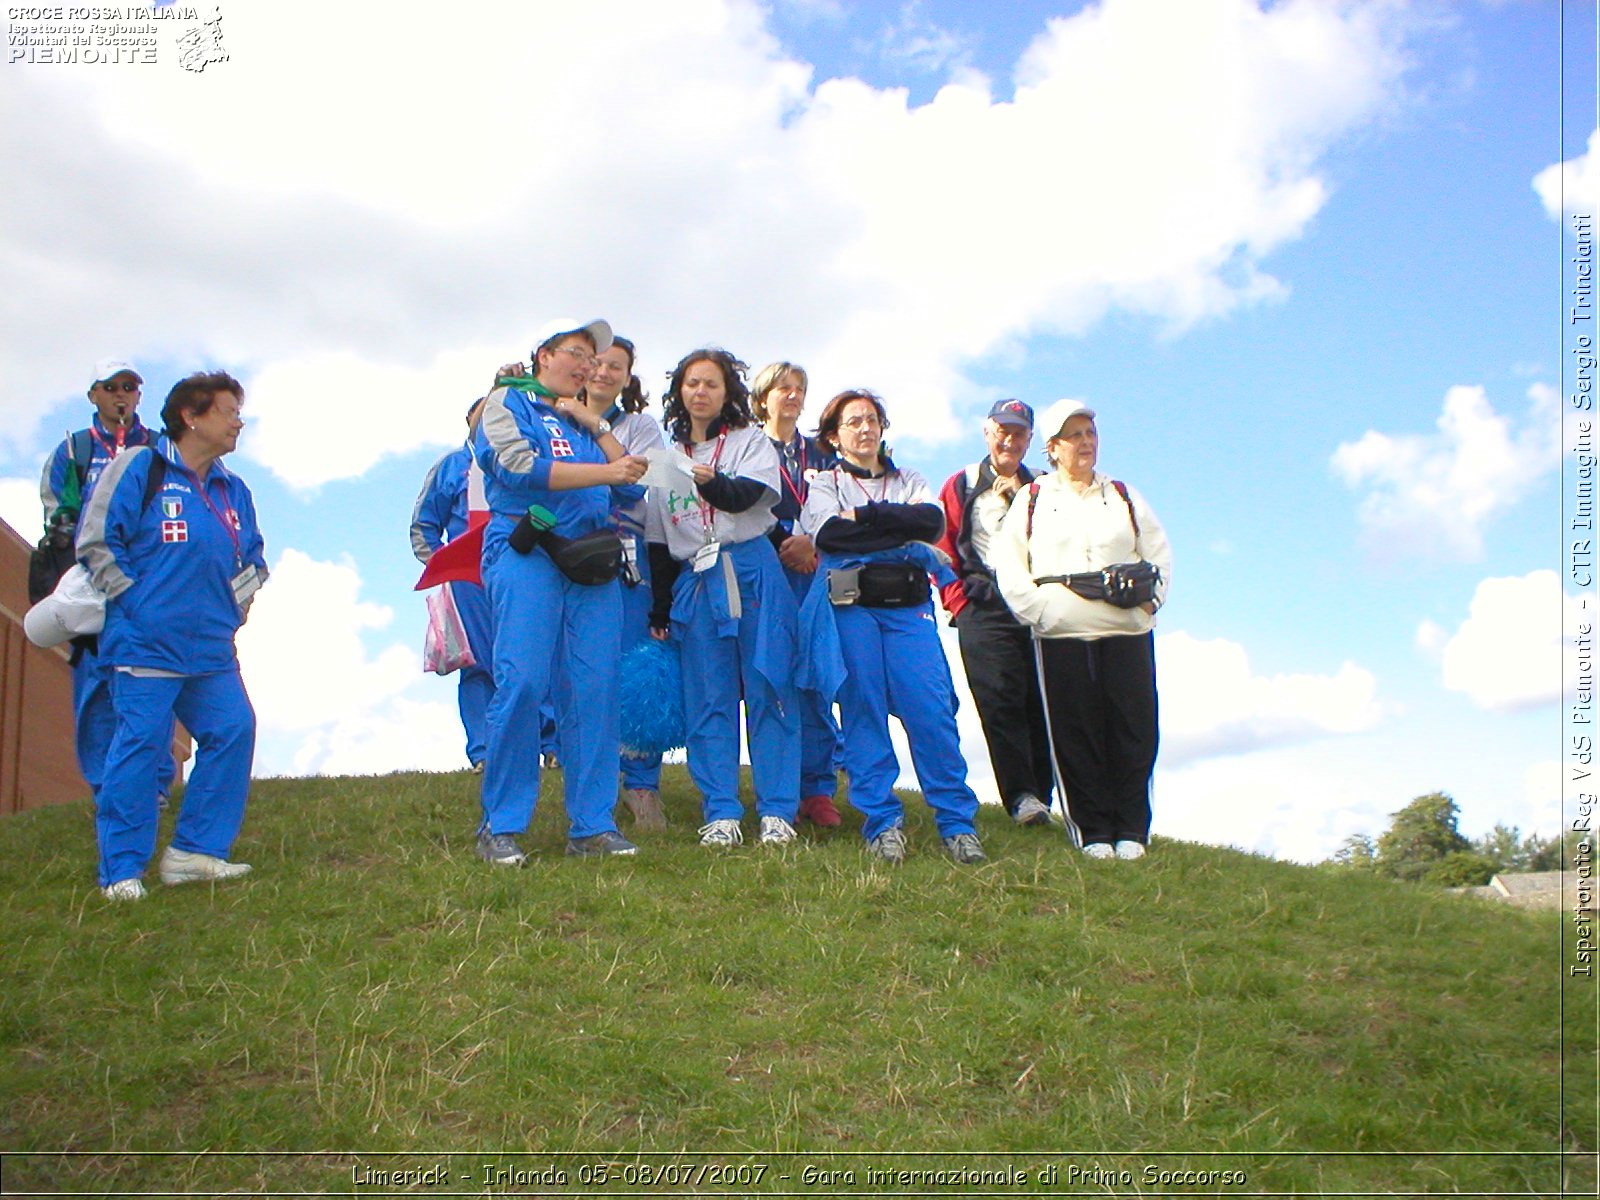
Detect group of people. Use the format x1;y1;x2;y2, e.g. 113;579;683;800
411;318;1173;871
39;320;1171;901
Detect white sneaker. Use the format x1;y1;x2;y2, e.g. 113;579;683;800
1012;794;1052;826
102;878;146;902
1114;840;1146;860
759;815;797;845
159;846;253;885
1082;842;1116;860
698;819;744;847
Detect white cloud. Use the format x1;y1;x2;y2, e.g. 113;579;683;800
1330;383;1560;560
0;477;42;543
234;548;466;776
1;0;1415;485
1155;630;1384;766
1534;127;1600;223
1415;570;1578;712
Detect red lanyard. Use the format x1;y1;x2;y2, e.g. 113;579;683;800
681;432;729;537
193;473;242;565
777;436;808;509
89;423;127;458
842;466;889;505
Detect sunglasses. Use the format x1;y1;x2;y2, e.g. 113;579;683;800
98;380;140;394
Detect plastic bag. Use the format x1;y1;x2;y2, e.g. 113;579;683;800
422;583;475;675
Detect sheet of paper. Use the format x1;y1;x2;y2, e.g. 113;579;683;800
641;447;697;488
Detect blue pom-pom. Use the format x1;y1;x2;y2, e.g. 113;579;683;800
618;638;685;755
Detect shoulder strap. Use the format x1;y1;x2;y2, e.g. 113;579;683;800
70;429;94;486
139;449;167;512
1111;480;1140;538
1024;481;1041;573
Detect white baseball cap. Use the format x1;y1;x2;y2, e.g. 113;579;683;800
91;359;142;386
530;318;613;358
1036;398;1097;440
23;565;106;649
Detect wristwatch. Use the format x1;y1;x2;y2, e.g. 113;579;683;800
594;418;613;436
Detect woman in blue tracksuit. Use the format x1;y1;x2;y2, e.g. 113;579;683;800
471;318;649;865
410;400;495;772
645;349;801;849
76;371;269;901
798;389;986;866
751;361;844;827
575;334;670;831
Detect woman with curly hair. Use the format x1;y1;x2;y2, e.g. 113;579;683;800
646;349;801;848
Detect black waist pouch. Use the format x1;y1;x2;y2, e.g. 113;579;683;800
511;516;624;586
856;562;931;608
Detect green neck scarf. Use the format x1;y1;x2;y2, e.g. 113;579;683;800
496;375;560;400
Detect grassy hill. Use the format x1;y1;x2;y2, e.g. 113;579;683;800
0;768;1588;1197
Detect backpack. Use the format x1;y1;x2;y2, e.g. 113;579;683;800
27;451;168;606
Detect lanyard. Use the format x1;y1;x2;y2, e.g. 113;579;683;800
777;435;808;509
683;432;729;539
842;465;889;506
193;473;242;565
89;423;127;459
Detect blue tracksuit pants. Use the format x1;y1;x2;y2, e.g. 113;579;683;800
74;651;177;799
833;602;979;842
782;564;843;798
452;580;495;768
96;669;255;887
674;543;800;824
619;531;663;791
482;545;623;839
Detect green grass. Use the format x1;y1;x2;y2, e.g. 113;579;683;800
0;768;1587;1197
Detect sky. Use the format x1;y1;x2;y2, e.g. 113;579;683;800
1;0;1592;864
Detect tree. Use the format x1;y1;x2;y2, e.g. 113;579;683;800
1329;833;1378;870
1424;851;1498;888
1375;791;1471;882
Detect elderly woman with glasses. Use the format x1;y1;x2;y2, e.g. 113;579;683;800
76;371;268;901
989;399;1172;861
797;389;985;867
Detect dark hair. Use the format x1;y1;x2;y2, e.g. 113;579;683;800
162;371;244;440
749;361;808;424
592;335;649;414
815;388;892;465
662;348;752;444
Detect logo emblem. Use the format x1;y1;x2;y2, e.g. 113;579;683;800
160;520;188;544
161;497;182;519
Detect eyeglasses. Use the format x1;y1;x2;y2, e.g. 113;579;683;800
839;414;883;430
98;380;140;393
553;346;596;367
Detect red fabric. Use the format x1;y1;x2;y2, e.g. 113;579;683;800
414;512;486;589
934;470;969;620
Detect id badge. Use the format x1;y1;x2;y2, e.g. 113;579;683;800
691;540;721;573
231;564;263;607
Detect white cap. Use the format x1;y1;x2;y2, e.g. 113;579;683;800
23;565;106;648
91;359;141;386
1036;398;1096;440
530;318;613;358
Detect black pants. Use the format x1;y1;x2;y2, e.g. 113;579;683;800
954;604;1054;812
1035;632;1158;846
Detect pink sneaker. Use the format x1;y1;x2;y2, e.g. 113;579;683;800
798;794;841;827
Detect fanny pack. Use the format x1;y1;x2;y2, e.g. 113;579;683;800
826;562;930;608
1035;560;1161;609
509;507;624;586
